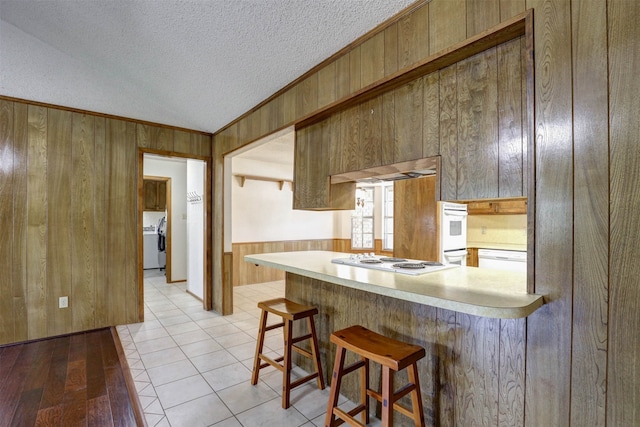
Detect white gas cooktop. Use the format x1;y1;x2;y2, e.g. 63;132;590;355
331;255;458;276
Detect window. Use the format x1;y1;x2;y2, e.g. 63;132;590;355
382;184;394;250
351;186;374;249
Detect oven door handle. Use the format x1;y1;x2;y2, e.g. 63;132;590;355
443;249;468;257
443;210;468;217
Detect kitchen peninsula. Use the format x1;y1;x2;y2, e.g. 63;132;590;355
246;250;544;424
245;250;543;319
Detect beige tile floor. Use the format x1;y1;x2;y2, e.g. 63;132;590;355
116;270;380;427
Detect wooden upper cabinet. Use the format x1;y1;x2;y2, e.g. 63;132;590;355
294;121;355;210
394;175;438;260
465;197;527;215
144;180;167;211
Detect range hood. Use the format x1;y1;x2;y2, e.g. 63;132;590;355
330;157;439;184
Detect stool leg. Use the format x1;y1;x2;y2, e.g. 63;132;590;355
381;366;394;427
251;309;268;385
407;362;425;427
324;346;346;427
282;318;293;409
360;356;369;425
307;316;325;390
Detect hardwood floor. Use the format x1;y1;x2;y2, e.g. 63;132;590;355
0;328;142;427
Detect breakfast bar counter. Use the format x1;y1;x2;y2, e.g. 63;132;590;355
245;250;543;319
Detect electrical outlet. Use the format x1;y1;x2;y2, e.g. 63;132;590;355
481;226;487;235
59;296;68;308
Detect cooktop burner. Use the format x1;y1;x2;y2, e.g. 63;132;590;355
379;257;407;263
331;255;457;276
392;263;427;269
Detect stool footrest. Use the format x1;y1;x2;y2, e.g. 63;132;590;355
290;372;320;389
264;322;285;332
333;404;367;427
291;332;312;344
258;354;285;372
292;344;312;359
341;359;366;377
367;382;416;404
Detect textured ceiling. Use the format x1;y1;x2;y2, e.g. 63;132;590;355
0;0;415;133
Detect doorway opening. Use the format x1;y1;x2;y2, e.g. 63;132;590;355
138;151;211;320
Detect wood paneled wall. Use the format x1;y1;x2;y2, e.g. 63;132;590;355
213;0;640;424
232;239;333;286
0;98;211;345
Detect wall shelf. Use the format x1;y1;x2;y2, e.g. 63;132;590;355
234;174;292;191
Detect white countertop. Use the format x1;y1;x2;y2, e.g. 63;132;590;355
245;250;544;319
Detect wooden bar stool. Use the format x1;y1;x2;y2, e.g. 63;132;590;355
251;298;325;409
325;325;426;427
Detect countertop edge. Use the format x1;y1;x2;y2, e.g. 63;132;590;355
245;252;544;319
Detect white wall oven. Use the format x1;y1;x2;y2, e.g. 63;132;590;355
438;202;468;265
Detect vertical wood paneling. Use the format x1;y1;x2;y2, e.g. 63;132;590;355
455;315;500;425
105;119;130;325
152;126;173;152
380;92;395;166
570;2;609;425
500;0;526;21
27;105;48;339
608;0;640;425
317;63;337;108
497;39;524;197
423;72;440;157
360;32;385;87
123;122;138;323
71;113;96;331
525;0;574;425
429;0;466;54
439;65;458;200
12;102;29;342
93;117;107;328
437;309;458;426
349;47;362;93
456;48;499;199
338;107;359;173
394;79;423;162
283;87;297;125
335;54;351;100
466;0;500;37
383;23;399;76
0;101;14;342
297;73;318;118
498;319;525;426
173;130;191;154
398;3;430;69
136;124;151;148
359;96;382;169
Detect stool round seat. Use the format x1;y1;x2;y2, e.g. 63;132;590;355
251;298;325;409
325;325;426;427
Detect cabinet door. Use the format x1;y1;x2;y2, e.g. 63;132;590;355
144;180;158;211
157;181;167;211
294;121;355;210
393;175;437;260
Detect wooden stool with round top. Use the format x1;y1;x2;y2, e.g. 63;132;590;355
325;325;426;427
251;297;325;409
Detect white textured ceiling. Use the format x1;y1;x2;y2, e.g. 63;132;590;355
0;0;415;133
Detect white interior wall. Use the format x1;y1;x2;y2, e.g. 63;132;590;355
231;157;339;243
186;159;205;299
144;156;187;281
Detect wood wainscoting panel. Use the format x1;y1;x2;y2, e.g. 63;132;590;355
232;239;334;286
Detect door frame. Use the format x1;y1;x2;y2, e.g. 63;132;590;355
137;148;213;321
